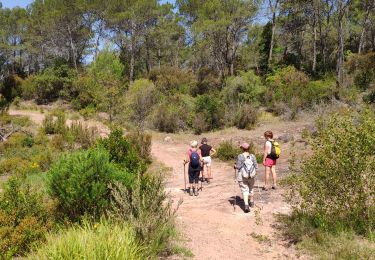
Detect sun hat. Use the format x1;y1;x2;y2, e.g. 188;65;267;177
240;142;250;150
190;140;198;148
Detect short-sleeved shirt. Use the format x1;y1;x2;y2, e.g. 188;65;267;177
199;144;212;157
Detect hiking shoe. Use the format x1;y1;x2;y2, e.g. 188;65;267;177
272;185;277;190
262;187;269;191
249;202;255;208
189;189;193;196
244;205;250;213
194;189;199;196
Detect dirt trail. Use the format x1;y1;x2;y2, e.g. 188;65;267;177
152;122;310;259
8;108;309;259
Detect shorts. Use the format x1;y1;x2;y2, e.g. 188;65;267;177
188;164;200;184
264;158;277;167
238;177;255;196
202;156;212;167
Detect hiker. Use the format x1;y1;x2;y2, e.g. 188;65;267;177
263;130;278;190
234;143;258;213
199;137;216;183
184;140;202;196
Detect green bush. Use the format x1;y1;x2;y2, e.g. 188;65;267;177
216;141;242;161
283;110;375;236
66;121;98;149
347;52;375;90
148;66;196;95
42;113;66;135
47;147;135;221
152;94;194;133
126;130;152;165
194;95;224;133
30;220;145;259
0;177;55;257
222;70;265;105
32;64;77;104
98;129;143;173
363;90;375;104
108;173;177;257
234;104;258;130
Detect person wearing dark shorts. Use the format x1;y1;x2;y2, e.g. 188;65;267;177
185;140;202;196
199;137;216;183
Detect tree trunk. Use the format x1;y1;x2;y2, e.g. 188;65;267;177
358;4;372;54
312;6;317;72
336;2;345;86
67;24;78;71
268;0;279;68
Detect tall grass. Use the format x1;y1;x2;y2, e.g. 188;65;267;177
30;220;145;259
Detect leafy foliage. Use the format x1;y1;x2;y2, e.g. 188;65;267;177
216;141;241;161
284;110;375;236
47;147;135;221
0;177;55;257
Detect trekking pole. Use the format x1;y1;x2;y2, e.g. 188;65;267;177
233;166;237;212
200;162;204;191
183;161;187;193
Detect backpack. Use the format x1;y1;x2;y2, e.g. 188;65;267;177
240;155;256;179
269;141;281;159
190;150;200;168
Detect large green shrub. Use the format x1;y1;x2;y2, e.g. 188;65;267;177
98;129;143;173
234;104;258;130
0;177;55;257
222;70;265;105
194;94;224;133
148;66;196;95
31;64;77;104
152;94;194;133
47;147;135;221
347;52;375;90
284;110;375;236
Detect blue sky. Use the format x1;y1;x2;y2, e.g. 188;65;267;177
1;0;175;8
1;0;32;8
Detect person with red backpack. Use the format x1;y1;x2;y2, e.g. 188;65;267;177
184;140;202;196
263;131;280;190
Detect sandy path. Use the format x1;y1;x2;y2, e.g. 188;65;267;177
152;139;301;260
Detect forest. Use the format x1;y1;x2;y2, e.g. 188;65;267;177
0;0;374;259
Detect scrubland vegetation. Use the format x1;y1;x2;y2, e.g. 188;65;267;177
1;0;375;258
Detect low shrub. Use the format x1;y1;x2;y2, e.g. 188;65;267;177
30;220;145;259
0;177;55;257
283;110;375;236
47;147;135;221
42;113;66;135
363;90;375;104
194;95;224;133
152;94;194;133
108;173;178;257
126;130;152;165
216;141;242;161
98;129;143;173
234;105;258;129
66;121;98;149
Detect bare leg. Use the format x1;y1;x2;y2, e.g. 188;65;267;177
271;166;277;187
264;166;271;189
243;193;249;206
208;165;212;179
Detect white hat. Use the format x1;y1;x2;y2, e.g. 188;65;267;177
190;140;198;148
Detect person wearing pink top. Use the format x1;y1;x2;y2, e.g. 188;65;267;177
184;140;202;196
